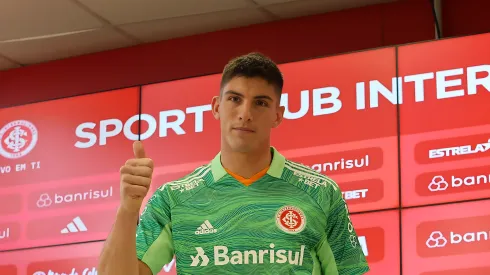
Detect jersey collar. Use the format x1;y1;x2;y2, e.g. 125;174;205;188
211;146;286;182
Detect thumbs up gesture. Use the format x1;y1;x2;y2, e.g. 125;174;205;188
119;141;154;215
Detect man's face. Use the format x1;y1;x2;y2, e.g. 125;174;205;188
211;76;285;153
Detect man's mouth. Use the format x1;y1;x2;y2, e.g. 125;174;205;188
232;127;255;133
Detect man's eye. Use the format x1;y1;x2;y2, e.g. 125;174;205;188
229;96;240;102
256;100;268;107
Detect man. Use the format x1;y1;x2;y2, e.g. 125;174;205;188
98;53;369;275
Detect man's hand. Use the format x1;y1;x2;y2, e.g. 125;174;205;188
119;141;154;215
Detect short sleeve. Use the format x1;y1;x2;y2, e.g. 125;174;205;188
136;185;175;275
316;181;369;275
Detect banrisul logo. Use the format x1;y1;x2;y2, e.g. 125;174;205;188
417;214;490;257
190;244;305;267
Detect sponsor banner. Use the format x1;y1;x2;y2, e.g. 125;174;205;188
339;179;383;205
26;208;116;241
0;87;139;187
0;200;117;251
0;242;103;275
0;88;136;251
402;124;490;207
350;210;400;275
283;136;398;213
0;222;21;246
399;33;490;207
417;214;490;257
28;181;119;212
290;147;383;176
28;257;98;275
416;165;490;196
402;199;490;274
0;193;22;216
415;133;490;164
0;170;121;251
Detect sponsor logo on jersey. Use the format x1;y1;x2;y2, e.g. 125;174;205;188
0;120;38;159
428;138;490;159
276;205;306;234
190;243;305;267
195;220;217;235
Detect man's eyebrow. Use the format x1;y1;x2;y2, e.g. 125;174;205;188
223;90;243;97
223;90;273;101
254;95;273;101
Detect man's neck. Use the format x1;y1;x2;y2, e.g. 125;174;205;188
220;145;272;179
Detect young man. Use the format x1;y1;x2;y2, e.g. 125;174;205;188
98;53;369;275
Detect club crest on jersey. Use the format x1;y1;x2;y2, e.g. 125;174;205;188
276;205;306;234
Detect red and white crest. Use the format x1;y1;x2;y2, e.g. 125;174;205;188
0;120;38;159
276;205;306;234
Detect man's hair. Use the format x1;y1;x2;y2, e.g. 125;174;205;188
220;52;283;98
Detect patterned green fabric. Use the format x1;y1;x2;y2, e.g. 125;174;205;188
136;147;369;275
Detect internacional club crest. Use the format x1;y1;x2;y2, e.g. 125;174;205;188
0;120;38;159
276;205;306;234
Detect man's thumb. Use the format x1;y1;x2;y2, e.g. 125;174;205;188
133;141;146;158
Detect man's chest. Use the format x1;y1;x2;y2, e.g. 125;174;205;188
168;185;327;270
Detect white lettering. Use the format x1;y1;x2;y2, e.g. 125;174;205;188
54;186;113;205
356;82;366;110
429;139;490;159
358;236;368;256
186;105;212;133
82;267;97;275
215;246;229;266
0;228;9;239
452;174;489;187
124;114;145;141
436;68;465;99
15;163;26;171
0;165;11;174
467;65;490;95
404;72;434;102
75;122;97;148
451;231;489;244
311;154;369;173
100;119;123;146
369;77;403;108
312;87;342;115
343;189;368;200
281;90;309;119
159;109;186;137
195;244;305;267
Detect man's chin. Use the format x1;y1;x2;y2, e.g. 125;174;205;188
228;140;255;153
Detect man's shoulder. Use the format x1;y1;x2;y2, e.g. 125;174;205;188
282;159;340;202
153;163;213;205
282;158;340;192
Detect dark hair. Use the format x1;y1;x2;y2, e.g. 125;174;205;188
220;52;283;97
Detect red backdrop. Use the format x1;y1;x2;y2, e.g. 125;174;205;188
0;32;489;275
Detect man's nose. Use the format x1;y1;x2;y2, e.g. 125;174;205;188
238;102;253;121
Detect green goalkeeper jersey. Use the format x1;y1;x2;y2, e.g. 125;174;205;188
136;147;369;275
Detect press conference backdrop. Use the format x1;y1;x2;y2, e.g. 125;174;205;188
0;32;489;275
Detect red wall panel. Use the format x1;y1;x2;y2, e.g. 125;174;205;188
0;1;435;108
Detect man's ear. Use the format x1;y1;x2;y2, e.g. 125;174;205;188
211;96;220;120
273;105;285;128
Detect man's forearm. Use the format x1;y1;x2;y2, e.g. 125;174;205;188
98;207;140;275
